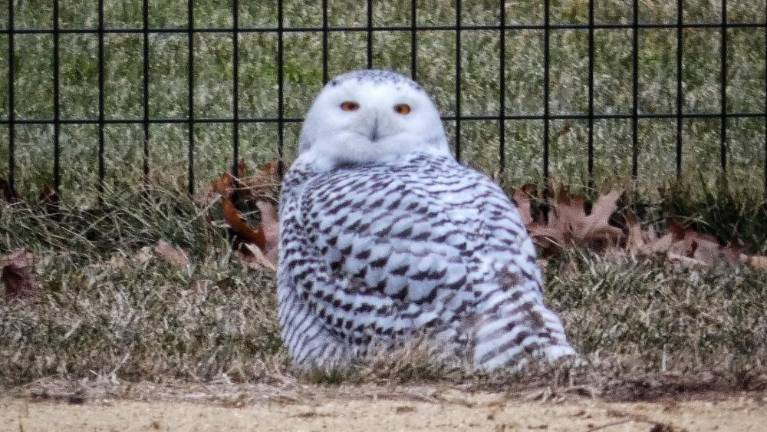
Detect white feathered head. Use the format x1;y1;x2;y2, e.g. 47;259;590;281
298;70;451;168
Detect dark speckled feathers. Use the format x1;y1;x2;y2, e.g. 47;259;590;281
277;152;574;370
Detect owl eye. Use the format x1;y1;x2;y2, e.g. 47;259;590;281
340;101;360;111
394;104;412;115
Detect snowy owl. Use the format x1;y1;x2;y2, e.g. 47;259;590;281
278;69;575;371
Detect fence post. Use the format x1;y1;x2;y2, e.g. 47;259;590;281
7;0;15;193
143;0;150;182
187;0;196;195
675;0;684;179
53;0;61;196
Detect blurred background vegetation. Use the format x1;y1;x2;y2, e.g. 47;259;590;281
1;0;765;205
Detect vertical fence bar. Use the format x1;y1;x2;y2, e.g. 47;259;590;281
142;0;150;181
720;0;728;172
498;0;506;179
764;10;766;201
53;0;61;195
277;0;284;166
6;0;14;192
587;0;594;186
454;0;462;162
322;0;329;84
543;0;550;181
187;0;195;194
367;0;373;68
98;0;106;191
410;0;417;80
631;0;639;179
232;0;240;177
675;0;684;178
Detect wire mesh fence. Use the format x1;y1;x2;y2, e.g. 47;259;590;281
1;0;766;199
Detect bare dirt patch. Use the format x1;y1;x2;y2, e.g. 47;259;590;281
2;384;765;432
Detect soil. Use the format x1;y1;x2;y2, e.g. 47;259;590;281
2;384;766;432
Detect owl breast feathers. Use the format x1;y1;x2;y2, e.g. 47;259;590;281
278;152;575;371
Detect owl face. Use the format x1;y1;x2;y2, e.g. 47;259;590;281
298;70;450;169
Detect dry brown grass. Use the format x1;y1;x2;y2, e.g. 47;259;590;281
1;180;766;400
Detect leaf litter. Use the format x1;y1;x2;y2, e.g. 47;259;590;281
202;159;281;271
512;184;767;270
1;249;38;298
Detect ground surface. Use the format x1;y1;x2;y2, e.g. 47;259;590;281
2;385;766;432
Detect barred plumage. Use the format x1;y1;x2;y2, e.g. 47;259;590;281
278;70;574;371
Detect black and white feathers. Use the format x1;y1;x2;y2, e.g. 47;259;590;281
278;70;575;371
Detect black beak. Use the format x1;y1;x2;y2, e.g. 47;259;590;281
370;117;379;141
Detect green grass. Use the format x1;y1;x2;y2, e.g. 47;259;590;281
1;0;766;202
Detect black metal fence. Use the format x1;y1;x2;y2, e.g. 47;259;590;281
2;0;767;198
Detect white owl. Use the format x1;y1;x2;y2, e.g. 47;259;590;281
278;70;575;371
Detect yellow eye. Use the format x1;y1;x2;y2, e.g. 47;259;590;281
394;104;412;115
340;101;360;111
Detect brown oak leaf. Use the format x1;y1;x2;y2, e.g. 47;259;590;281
1;249;37;298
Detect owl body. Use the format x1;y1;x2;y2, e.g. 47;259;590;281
277;69;574;371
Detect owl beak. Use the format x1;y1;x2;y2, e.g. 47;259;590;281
370;117;380;141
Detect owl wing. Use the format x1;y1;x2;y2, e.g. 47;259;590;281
278;154;572;369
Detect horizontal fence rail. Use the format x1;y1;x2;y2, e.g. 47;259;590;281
2;0;767;198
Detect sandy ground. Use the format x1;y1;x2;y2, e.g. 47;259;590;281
2;388;766;432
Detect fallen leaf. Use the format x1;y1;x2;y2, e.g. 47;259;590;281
577;190;623;243
38;185;60;209
133;247;154;265
238;244;277;272
154;241;190;268
512;184;537;226
256;200;279;253
203;160;281;258
625;213;646;254
646;233;675;255
1;249;37;298
235;201;279;271
238;159;281;202
742;254;767;270
667;252;708;267
222;195;267;247
0;178;18;202
527;187;623;253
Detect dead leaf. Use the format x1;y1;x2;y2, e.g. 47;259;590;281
38;185;60;209
667;252;708;267
133;247;154;265
625;213;646;254
256;200;279;252
646;233;675;255
211;172;235;197
238;244;277;272
743;254;767;270
154;241;190;268
0;178;18;202
238;159;281;202
512;184;537;226
199;160;282;266
222;195;267;247
527;187;622;253
577;190;623;243
236;201;279;271
1;249;37;298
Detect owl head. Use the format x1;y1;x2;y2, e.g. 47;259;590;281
298;70;450;169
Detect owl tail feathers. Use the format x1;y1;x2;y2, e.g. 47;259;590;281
473;338;578;372
471;291;577;372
